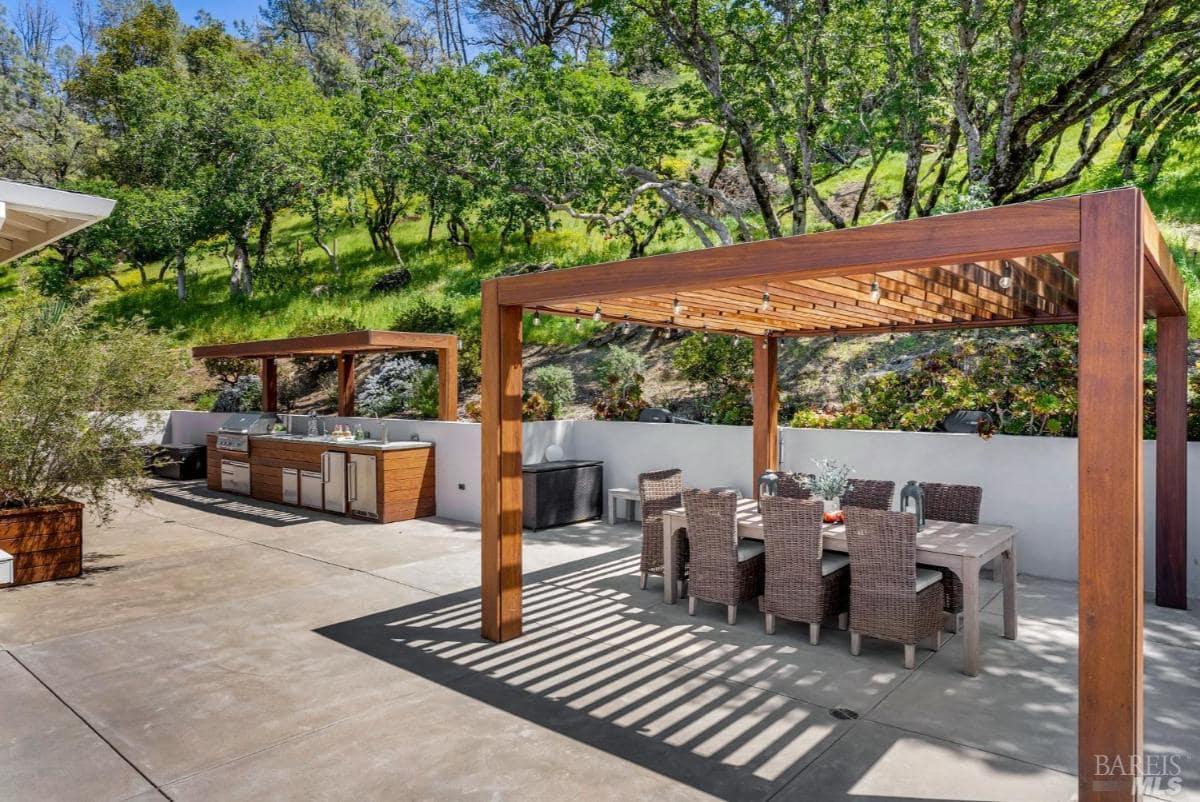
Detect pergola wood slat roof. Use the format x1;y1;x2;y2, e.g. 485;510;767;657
498;193;1182;337
478;188;1189;802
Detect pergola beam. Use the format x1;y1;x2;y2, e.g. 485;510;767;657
1156;314;1188;610
480;280;524;642
497;196;1081;307
752;336;779;494
1077;190;1145;801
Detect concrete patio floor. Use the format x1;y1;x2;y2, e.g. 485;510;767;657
1;480;1198;802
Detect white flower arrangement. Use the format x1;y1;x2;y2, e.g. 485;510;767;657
802;458;855;500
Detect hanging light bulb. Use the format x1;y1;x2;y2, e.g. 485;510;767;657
734;332;742;343
592;305;602;321
999;264;1014;290
870;279;882;303
532;310;541;326
672;297;682;316
574;308;581;332
761;292;770;312
761;336;769;350
889;326;896;343
621;314;630;333
702;325;709;342
457;337;463;351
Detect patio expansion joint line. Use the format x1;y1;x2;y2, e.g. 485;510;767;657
5;650;173;801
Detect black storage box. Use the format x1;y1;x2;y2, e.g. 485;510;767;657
522;460;603;530
150;443;208;480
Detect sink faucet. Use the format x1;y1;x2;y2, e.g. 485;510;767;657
307;410;319;437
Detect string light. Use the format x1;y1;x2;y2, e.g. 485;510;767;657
889;326;896;343
672;297;682;316
702;325;709;342
870;279;882;303
592;305;602;321
999;264;1014;290
532;310;541;326
574;308;581;332
761;336;769;350
622;314;630;333
761;292;770;312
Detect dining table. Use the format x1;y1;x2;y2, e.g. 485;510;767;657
661;497;1018;676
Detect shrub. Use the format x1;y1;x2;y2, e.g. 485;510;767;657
672;334;752;424
212;375;262;412
594;345;644;391
392;297;459;334
356;356;423;416
523;390;551;421
288;314;360;338
0;300;186;524
592;345;648;421
203;356;257;386
530;365;575;418
410;366;442;418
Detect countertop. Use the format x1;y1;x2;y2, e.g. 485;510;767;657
248;433;434;452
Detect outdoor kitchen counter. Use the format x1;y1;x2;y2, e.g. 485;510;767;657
205;433;435;523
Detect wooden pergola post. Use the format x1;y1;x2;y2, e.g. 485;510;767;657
1077;190;1145;800
259;358;277;412
752;335;779;493
480;280;524;642
1156;313;1189;610
337;353;356;417
438;344;459;421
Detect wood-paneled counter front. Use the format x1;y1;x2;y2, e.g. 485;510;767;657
206;434;435;523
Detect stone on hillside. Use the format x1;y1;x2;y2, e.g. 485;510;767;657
311;284;329;297
371;268;413;293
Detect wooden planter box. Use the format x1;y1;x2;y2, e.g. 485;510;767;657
0;500;83;587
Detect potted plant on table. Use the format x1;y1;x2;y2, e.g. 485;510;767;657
0;300;185;586
802;458;855;518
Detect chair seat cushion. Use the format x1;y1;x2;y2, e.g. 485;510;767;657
915;567;943;592
736;540;765;562
820;551;851;576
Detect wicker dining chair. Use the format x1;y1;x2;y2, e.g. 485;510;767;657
638;469;688;594
920;482;984;629
776;472;813;500
844;507;944;669
682;488;764;625
840;478;895;510
760;496;849;644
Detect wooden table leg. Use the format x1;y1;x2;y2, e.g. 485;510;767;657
663;514;677;604
1001;540;1018;640
962;559;980;677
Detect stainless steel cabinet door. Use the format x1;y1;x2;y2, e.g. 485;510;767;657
348;454;378;519
322;451;347;514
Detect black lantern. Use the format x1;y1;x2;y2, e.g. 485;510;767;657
900;480;925;528
758;471;779;512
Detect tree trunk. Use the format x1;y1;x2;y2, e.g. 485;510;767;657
254;207;275;279
229;232;252;297
314;232;338;272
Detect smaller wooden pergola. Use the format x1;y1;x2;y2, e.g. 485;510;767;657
479;187;1188;802
192;330;459;420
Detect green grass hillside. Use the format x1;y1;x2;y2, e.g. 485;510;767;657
7;134;1200;415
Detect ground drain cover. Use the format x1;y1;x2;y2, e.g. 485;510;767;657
830;707;859;720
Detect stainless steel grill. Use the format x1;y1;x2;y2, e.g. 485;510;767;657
216;413;278;452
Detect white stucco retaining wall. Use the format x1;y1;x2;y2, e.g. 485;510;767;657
160;411;1198;597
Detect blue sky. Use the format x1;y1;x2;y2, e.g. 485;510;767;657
39;0;257;39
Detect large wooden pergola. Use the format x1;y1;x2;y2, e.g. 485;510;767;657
480;187;1188;801
193;330;459;420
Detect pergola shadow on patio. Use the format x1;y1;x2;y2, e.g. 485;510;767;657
479;187;1189;800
